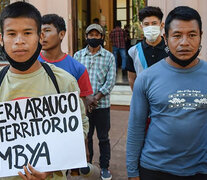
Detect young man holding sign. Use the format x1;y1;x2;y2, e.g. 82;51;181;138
0;1;88;180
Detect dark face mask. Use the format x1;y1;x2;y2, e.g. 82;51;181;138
165;45;202;67
2;42;42;71
86;38;103;48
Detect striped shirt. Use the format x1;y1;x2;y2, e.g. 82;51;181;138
74;46;116;108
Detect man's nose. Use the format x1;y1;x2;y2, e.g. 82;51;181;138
15;34;25;44
180;35;190;46
41;31;45;38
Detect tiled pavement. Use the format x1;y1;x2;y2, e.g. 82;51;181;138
93;109;129;180
68;84;131;180
68;109;130;180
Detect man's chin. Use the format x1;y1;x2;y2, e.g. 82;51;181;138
41;47;49;51
175;55;193;61
41;44;48;49
9;55;30;63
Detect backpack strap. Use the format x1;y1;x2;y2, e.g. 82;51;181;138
0;63;60;94
0;65;10;87
41;62;60;94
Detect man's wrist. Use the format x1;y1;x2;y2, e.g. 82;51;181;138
95;92;104;101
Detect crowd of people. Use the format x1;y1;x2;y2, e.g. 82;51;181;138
0;1;206;180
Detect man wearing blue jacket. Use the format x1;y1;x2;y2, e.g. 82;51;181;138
127;6;207;180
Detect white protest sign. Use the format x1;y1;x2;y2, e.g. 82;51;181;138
0;92;87;177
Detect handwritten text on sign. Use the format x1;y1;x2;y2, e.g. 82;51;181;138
0;92;87;177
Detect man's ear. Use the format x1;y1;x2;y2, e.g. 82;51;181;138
39;32;44;44
140;23;144;30
59;30;66;41
163;33;167;45
101;34;104;39
160;22;164;30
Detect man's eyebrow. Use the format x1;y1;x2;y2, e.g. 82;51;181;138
23;28;35;31
5;28;34;32
172;30;198;34
42;27;51;30
172;30;181;34
5;28;15;32
188;30;198;33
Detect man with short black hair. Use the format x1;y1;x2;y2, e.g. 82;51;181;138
38;14;93;108
126;6;167;90
127;6;207;180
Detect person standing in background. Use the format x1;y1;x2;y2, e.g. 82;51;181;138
74;24;116;180
126;6;167;90
109;20;127;79
38;14;93;108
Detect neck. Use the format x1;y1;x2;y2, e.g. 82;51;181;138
146;35;162;47
88;45;101;55
9;60;42;74
41;46;65;61
165;57;199;69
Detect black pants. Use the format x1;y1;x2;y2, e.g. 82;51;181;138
87;108;110;169
140;166;207;180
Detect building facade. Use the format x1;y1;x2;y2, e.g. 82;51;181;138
2;0;207;60
27;0;114;55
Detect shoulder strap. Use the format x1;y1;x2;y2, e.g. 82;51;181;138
0;63;61;94
136;42;148;69
0;65;10;87
41;63;60;94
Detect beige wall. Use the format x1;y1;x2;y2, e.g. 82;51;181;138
90;0;100;22
148;0;207;60
90;0;113;51
24;0;70;54
99;0;113;51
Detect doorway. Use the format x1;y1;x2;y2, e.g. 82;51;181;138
113;0;146;85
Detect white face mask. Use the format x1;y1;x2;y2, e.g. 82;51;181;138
143;26;161;42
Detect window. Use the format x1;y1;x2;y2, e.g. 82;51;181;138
116;0;127;28
115;0;146;38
